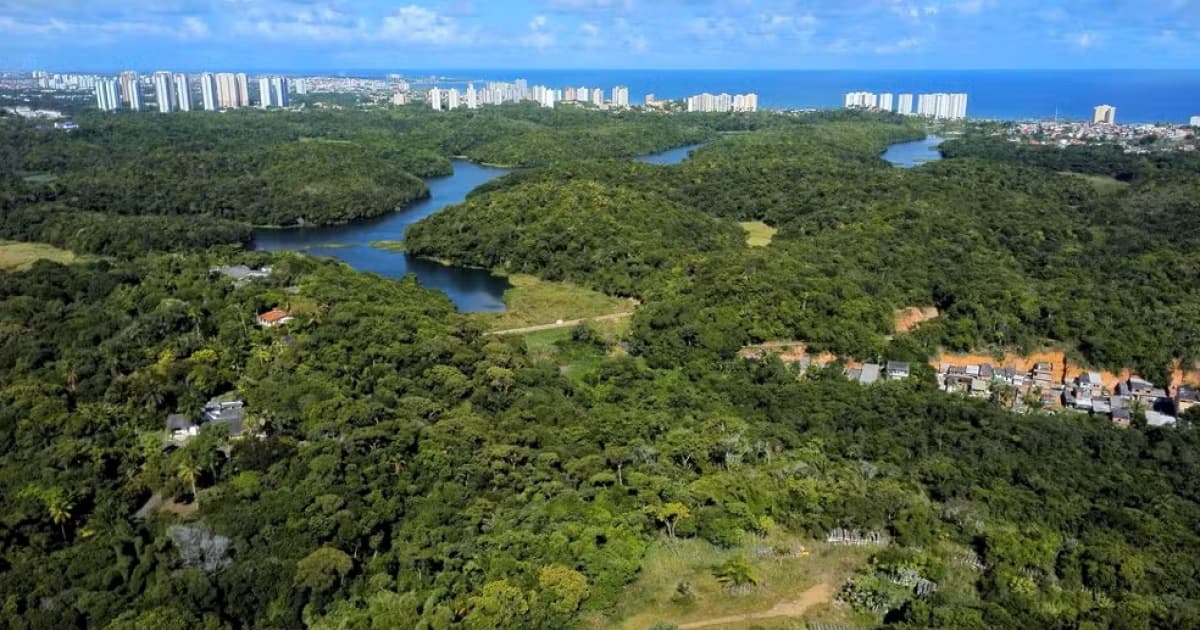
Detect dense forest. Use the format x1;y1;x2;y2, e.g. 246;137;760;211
3;106;1200;629
411;118;1200;379
2;253;1200;629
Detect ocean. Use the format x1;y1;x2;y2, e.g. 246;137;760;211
316;69;1200;124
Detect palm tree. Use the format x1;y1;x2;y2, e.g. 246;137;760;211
177;459;199;506
714;556;761;588
45;488;74;539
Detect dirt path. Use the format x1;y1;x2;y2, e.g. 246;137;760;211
677;582;835;630
483;312;633;336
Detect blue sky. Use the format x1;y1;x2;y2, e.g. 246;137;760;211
1;0;1198;71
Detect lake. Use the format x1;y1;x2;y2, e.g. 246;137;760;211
881;135;945;168
252;144;699;311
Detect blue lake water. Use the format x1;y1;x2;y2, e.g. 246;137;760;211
253;144;700;311
881;135;945;168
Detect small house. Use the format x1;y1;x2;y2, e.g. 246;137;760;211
256;308;294;328
1111;408;1132;428
1077;372;1104;392
1146;410;1177;428
886;361;911;380
1177;386;1199;414
1127;377;1156;397
202;397;246;437
859;363;882;385
211;265;272;286
165;413;199;442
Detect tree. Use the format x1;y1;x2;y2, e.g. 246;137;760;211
537;564;590;615
177;459;199;505
44;487;75;540
294;547;354;593
647;502;691;540
466;579;529;630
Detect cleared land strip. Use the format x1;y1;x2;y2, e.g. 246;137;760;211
484;311;633;336
675;582;835;630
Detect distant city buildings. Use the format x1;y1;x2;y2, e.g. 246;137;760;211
686;92;758;113
846;90;968;120
429;87;442;111
257;76;289;108
611;85;629;107
215;73;241;109
1191;116;1200;127
1093;104;1117;125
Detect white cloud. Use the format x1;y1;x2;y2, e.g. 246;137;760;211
522;14;554;49
1068;31;1100;48
379;5;470;45
874;36;924;54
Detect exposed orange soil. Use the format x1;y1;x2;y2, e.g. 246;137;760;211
931;350;1136;390
894;306;940;333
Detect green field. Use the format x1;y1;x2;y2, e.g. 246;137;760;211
475;274;633;332
0;240;80;271
739;221;778;247
597;537;873;630
1058;171;1129;194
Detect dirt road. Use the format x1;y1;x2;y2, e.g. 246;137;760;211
677;582;835;629
483;312;633;336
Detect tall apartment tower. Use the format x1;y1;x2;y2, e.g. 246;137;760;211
258;77;272;108
271;77;289;108
200;73;218;111
235;73;250;107
215;73;240;109
1093;104;1116;125
611;85;629;107
174;74;192;112
95;79;121;112
878;92;894;112
897;94;914;115
429;87;442;110
153;71;176;113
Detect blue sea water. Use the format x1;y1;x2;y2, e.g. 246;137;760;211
320;69;1200;124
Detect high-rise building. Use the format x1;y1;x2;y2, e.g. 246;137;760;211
611;85;629;107
591;88;603;107
466;83;477;109
153;71;175;113
258;77;272;108
1093;104;1116;125
235;73;250;107
215;73;241;109
429;87;442;110
949;93;968;120
271;77;289;108
118;71;140;110
294;78;308;95
447;88;461;110
897;94;914;116
540;89;556;108
200;73;218;111
95;78;121;112
174;74;192;112
879;93;894;112
515;78;528;99
1191;115;1200;127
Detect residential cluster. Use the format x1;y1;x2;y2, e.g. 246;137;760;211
427;80;631;111
1002;119;1198;153
936;360;1191;428
844;91;969;120
93;70;294;113
683;92;759;113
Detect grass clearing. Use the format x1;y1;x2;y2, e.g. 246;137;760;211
596;536;873;630
0;240;80;271
368;240;406;253
1058;171;1129;194
739;221;777;248
475;274;634;332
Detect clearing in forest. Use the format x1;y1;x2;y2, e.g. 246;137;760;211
474;274;635;332
739;221;777;247
0;240;80;271
893;306;939;333
599;537;871;630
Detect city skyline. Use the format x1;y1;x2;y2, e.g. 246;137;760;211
1;1;1199;71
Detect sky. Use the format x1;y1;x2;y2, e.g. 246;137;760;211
0;0;1198;71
